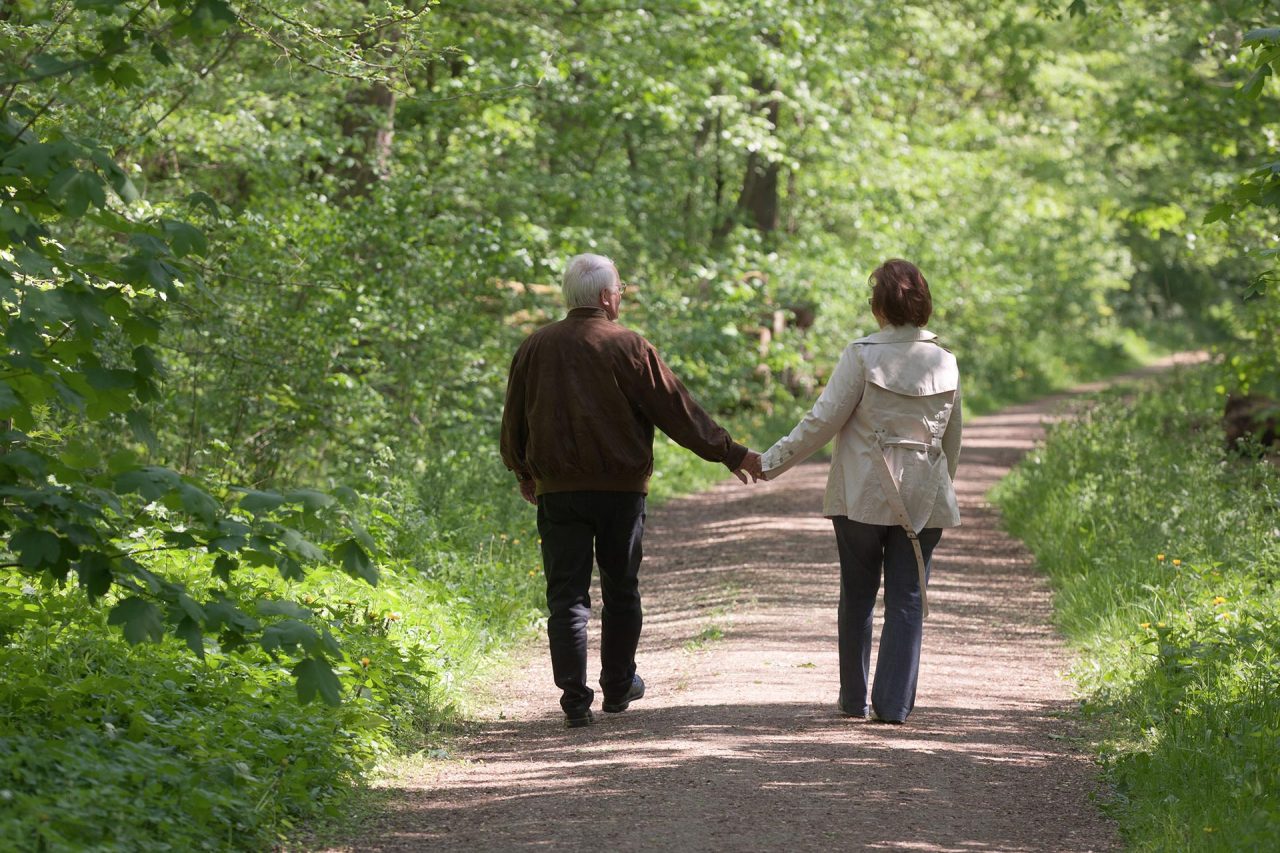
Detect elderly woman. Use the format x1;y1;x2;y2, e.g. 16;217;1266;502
760;259;961;724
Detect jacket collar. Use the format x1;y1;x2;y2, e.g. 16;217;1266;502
567;307;609;320
860;325;937;344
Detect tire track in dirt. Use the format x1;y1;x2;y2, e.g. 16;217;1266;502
330;353;1206;852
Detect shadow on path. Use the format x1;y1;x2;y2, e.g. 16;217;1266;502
371;702;1103;852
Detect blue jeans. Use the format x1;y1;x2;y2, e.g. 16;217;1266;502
832;518;942;722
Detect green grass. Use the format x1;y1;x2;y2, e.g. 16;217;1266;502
992;366;1280;851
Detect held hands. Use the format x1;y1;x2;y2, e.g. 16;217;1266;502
518;479;537;505
733;450;765;484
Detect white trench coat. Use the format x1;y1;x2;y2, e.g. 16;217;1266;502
760;325;962;531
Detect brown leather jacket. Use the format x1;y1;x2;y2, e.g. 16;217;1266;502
501;307;748;495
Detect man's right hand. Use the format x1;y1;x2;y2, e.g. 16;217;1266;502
735;450;764;483
518;479;537;505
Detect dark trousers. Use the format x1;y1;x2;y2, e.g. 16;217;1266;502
832;517;942;722
536;491;646;713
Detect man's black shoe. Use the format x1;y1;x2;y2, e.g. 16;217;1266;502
564;708;593;728
602;675;645;713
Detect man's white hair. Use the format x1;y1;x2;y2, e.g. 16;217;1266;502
562;253;619;309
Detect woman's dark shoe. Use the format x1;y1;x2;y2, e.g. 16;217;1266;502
602;674;645;713
564;708;594;728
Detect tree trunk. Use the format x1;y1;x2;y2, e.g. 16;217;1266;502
713;75;780;242
337;80;396;198
335;9;399;199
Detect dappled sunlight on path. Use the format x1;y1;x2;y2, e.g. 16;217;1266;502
330;353;1205;852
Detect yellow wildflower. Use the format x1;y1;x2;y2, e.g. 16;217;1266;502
360;657;371;668
1156;553;1166;562
1140;622;1151;629
1212;596;1227;606
386;611;402;622
1172;559;1182;567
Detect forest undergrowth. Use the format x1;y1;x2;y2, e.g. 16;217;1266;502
994;366;1280;851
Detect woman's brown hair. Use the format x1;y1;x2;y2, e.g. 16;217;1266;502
869;259;932;327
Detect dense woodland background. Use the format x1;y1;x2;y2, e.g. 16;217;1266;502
2;1;1279;849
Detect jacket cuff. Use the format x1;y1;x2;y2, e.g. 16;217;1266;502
723;442;749;472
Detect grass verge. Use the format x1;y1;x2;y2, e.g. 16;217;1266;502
991;365;1280;851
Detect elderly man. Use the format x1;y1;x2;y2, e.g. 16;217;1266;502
501;253;762;727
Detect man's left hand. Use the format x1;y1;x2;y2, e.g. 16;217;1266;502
519;479;537;505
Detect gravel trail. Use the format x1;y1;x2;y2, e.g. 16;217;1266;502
330;353;1206;852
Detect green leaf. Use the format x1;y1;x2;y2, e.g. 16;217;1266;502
115;466;179;500
0;204;34;238
132;345;164;379
178;482;220;524
108;597;165;644
109;61;143;89
107;448;141;474
76;552;114;600
2;448;47;478
56;169;108;218
336;539;378;585
350;519;376;551
0;382;20;416
204;595;259;633
85;366;136;391
10;528;63;569
186;190;220;216
176;592;205;623
160;218;208;257
1243;28;1280;47
150;41;174;66
89;149;139;202
212;554;237;582
122;314;162;345
238;490;286;516
3;140;75;178
1239;64;1272;101
1203;202;1235;224
163;529;199;548
293;656;342;706
261;618;320;654
285;489;335;511
276;554;304;581
279;527;326;562
174;615;205;659
28;52;83;78
258;599;313;619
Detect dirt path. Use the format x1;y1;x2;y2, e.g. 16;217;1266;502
332;353;1206;852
